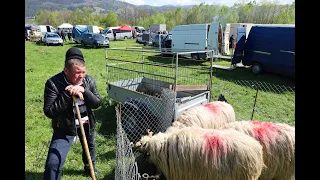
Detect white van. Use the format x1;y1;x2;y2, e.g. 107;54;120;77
38;25;57;40
102;27;133;40
131;26;145;38
87;25;100;34
161;22;223;60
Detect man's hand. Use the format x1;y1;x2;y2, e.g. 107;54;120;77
65;85;85;100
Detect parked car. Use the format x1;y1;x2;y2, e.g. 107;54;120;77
152;34;170;47
80;32;110;48
152;34;162;47
42;32;63;46
135;32;144;43
135;32;153;45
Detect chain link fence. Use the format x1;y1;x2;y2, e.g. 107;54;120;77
115;93;175;180
213;80;295;125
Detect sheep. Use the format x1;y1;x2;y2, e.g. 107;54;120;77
219;120;295;180
134;127;265;180
166;101;236;133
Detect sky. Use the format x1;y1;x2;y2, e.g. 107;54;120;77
121;0;294;7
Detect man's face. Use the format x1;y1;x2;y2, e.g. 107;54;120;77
64;64;86;85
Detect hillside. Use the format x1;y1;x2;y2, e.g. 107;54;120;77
25;0;193;17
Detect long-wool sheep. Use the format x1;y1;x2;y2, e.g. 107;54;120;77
135;127;264;180
167;101;236;133
219;120;295;180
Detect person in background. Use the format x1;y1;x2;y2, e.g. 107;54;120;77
61;28;66;42
42;47;101;180
57;28;62;37
67;28;72;41
229;35;235;54
113;30;116;41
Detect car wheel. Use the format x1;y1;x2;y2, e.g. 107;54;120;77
251;62;263;74
61;43;63;46
92;43;97;49
191;53;200;60
81;41;85;47
124;36;127;39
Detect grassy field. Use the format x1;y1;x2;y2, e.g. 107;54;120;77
25;39;295;180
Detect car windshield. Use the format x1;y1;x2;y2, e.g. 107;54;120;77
48;34;59;38
93;34;105;40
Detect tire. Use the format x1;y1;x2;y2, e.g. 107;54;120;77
124;36;127;39
191;53;199;60
81;41;85;47
251;62;263;74
92;43;97;49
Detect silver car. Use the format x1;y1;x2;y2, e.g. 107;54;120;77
43;32;64;46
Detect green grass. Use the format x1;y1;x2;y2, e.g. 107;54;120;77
25;39;295;179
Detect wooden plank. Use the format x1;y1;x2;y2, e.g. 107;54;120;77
170;85;208;91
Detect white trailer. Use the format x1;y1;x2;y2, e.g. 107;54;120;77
148;24;166;33
161;21;229;60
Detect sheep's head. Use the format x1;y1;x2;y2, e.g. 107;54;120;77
131;129;153;154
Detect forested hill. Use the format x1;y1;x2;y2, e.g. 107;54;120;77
25;0;193;17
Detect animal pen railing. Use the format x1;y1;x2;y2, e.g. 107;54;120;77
108;47;295;179
106;47;215;122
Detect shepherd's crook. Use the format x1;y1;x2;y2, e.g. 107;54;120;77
72;96;96;180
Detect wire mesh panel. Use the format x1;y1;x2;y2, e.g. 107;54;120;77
115;95;175;180
214;80;295;126
106;47;212;88
115;105;140;180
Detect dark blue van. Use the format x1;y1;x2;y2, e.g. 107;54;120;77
232;25;295;78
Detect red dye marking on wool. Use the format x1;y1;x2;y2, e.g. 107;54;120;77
250;120;280;143
202;131;224;160
203;102;223;113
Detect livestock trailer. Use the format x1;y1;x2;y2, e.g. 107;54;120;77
106;47;214;125
232;25;295;78
107;47;215;179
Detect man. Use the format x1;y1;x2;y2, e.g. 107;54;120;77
229;35;235;54
43;47;101;179
113;30;116;41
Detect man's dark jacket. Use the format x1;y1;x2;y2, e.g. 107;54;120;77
43;71;101;136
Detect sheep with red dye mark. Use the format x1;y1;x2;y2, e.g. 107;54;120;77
166;101;236;133
134;127;264;180
219;120;295;180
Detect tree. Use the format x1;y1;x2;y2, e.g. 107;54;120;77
103;10;118;27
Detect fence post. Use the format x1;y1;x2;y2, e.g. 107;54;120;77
251;85;259;120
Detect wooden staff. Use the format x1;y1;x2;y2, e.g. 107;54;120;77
72;96;96;180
